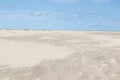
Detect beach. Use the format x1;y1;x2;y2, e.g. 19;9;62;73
0;30;120;80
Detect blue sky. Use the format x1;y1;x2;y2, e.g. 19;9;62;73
0;0;120;30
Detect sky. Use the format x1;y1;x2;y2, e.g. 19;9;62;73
0;0;120;30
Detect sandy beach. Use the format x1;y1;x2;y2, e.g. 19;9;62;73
0;30;120;80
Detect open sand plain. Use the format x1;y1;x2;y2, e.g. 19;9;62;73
0;30;120;80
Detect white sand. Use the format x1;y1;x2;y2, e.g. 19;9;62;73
0;39;71;67
0;30;73;67
0;30;120;67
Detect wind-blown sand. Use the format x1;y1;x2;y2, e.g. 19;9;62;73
0;30;120;80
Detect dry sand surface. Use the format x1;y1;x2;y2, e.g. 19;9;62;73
0;30;73;67
0;30;120;80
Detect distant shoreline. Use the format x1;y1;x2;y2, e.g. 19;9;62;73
0;29;120;32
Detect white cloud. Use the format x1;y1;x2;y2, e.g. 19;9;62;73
31;11;44;16
93;0;111;3
87;23;97;26
78;21;84;24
